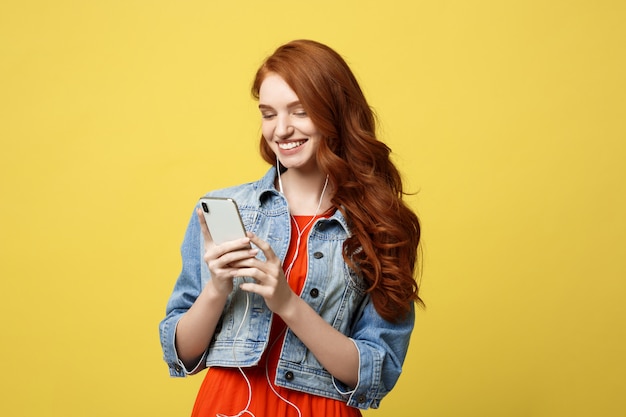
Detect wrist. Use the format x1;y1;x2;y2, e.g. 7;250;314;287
277;292;303;324
202;280;231;304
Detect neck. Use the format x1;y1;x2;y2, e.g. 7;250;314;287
278;170;332;216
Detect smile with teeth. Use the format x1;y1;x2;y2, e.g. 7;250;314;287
278;140;307;150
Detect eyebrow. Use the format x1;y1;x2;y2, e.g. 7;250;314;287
258;100;303;110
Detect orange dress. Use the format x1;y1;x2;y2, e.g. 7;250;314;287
191;213;362;417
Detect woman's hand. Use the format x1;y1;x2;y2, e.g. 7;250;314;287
196;208;258;296
236;232;297;317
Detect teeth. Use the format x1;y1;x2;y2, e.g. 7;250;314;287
278;140;306;150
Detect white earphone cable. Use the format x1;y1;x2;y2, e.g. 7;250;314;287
216;291;255;417
284;176;329;280
265;328;302;417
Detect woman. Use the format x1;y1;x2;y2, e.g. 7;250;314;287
159;39;422;416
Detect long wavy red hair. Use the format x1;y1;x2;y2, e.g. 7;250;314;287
251;40;422;322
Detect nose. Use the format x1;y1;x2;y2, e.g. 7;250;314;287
275;114;294;139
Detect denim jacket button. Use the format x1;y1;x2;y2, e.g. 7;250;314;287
174;364;182;372
313;251;324;259
309;288;319;298
357;394;366;403
285;371;294;381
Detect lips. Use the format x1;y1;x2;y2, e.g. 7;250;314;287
278;140;307;150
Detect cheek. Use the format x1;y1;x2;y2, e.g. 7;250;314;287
261;123;274;141
301;120;322;138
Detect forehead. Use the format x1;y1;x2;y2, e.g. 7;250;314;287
258;73;300;104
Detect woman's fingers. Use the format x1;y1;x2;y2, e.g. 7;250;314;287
247;232;279;262
233;233;295;314
196;208;214;247
237;264;294;316
231;235;281;283
216;247;259;269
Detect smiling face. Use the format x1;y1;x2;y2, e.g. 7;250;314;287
258;73;324;175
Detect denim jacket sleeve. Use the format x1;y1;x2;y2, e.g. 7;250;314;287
158;207;208;377
340;299;415;409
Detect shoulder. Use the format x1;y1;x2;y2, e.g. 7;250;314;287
201;168;277;205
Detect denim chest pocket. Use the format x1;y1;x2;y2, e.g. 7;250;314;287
303;231;368;330
332;264;368;329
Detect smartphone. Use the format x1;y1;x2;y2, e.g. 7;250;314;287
198;197;247;245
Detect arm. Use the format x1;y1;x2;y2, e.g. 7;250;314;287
345;300;415;408
278;293;360;387
238;233;359;387
173;277;229;370
176;209;259;368
159;208;258;374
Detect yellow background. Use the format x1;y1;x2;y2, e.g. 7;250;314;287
1;1;625;416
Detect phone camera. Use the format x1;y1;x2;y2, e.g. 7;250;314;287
201;202;210;213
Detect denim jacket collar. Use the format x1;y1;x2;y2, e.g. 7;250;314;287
254;167;351;237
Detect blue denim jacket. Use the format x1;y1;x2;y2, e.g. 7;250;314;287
159;168;415;409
